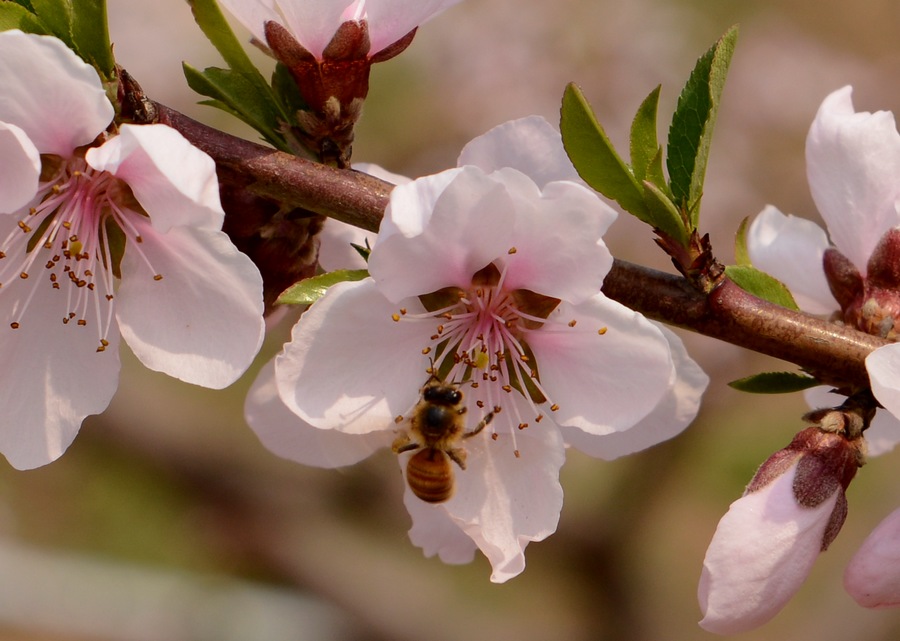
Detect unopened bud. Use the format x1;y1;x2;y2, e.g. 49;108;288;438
698;410;866;634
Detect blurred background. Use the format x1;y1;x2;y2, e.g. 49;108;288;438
3;0;900;639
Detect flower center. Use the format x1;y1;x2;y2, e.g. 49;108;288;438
392;256;604;456
0;154;161;351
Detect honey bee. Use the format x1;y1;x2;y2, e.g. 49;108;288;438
392;376;493;503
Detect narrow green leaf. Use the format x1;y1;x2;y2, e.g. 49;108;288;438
560;83;648;219
70;0;113;78
728;371;819;394
188;0;265;79
630;85;661;183
667;26;738;224
277;270;369;306
183;63;291;151
0;1;46;31
642;179;688;244
725;264;799;311
734;216;751;266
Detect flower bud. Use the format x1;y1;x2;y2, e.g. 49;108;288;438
845;507;900;607
698;412;865;634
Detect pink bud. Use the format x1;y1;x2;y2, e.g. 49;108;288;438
699;423;863;634
845;507;900;607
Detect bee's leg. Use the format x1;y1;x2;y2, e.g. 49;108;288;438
392;433;419;454
447;447;468;470
465;411;494;438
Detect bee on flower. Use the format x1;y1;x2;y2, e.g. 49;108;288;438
246;116;708;582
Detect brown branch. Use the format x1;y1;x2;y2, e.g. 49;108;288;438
154;103;888;390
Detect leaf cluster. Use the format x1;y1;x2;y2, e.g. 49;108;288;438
184;0;304;153
560;26;738;248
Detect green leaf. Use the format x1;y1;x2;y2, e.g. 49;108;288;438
272;61;307;115
630;85;661;184
71;0;113;78
728;371;819;394
183;63;290;151
725;264;799;311
28;0;72;46
0;1;47;32
277;270;369;306
560;83;648;218
666;26;738;225
641;179;688;244
734;216;751;266
188;0;265;78
186;0;294;148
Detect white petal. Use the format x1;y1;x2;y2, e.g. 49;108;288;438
406;494;478;565
87;124;224;232
562;325;708;459
527;295;673;435
457;116;582;189
0;260;121;469
369;166;516;303
274;279;433;433
865;344;900;438
317;218;377;272
805;385;900;457
502;176;616;303
747;205;836;315
432;419;566;583
365;0;463;54
246;360;391;467
806;86;900;271
218;0;280;44
845;507;900;608
0;121;40;214
698;461;838;634
0;30;112;156
116;220;265;389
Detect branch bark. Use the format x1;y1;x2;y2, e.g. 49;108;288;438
154;103;888;391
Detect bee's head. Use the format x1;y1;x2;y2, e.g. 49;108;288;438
422;381;463;407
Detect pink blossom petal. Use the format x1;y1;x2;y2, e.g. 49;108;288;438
86;124;224;233
365;0;463;54
417;414;564;582
865;345;900;438
503;176;616;303
271;0;359;59
246;360;391;467
845;507;900;608
747;205;836;315
317;217;377;272
805;385;900;457
0;238;121;469
526;296;673;435
218;0;281;44
698;460;839;634
457;116;581;189
561;325;708;459
806;86;900;272
369;166;516;302
0;31;112;156
275;279;433;433
406;496;478;565
116;219;265;389
0;122;40;214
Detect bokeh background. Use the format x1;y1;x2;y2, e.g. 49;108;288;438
3;1;900;639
